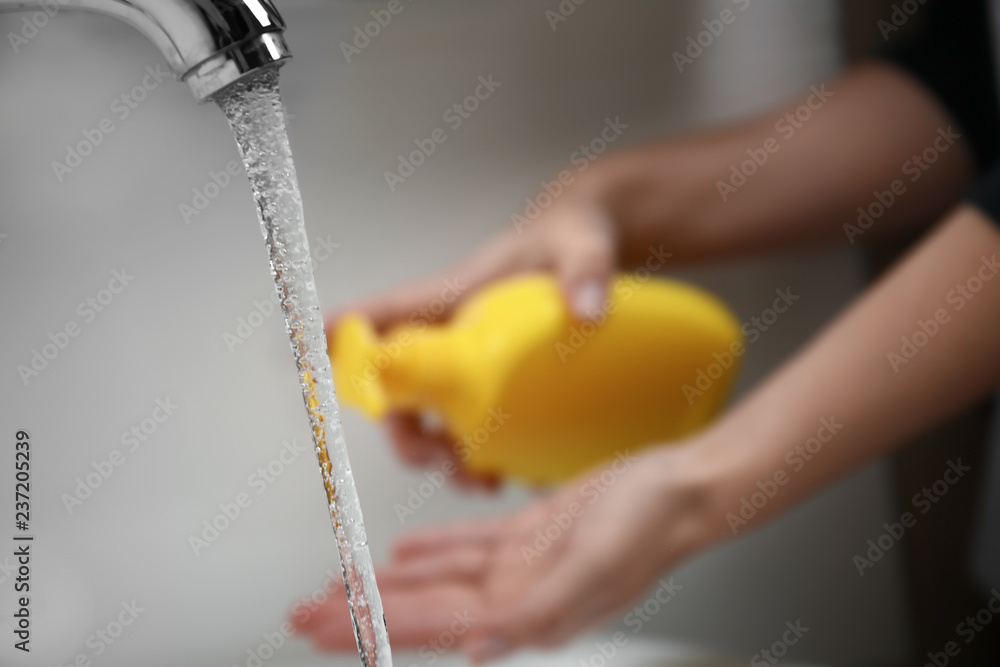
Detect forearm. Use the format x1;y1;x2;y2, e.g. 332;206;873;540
694;205;1000;532
584;61;975;264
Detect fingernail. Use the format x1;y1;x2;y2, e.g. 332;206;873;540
468;635;512;663
571;281;605;320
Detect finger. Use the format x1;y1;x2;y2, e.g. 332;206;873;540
333;235;524;333
551;213;616;321
377;545;492;586
394;515;509;560
292;560;482;642
387;414;502;490
452;469;503;493
289;580;347;635
294;551;487;636
311;584;483;651
386;412;454;467
324;281;451;334
348;275;464;331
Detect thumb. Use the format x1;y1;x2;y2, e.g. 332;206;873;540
554;226;615;321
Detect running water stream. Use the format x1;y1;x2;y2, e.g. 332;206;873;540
215;68;392;667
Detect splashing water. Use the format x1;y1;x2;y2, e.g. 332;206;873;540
215;68;392;667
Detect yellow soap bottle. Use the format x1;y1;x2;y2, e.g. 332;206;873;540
332;273;742;483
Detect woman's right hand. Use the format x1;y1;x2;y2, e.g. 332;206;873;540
291;441;730;661
326;193;620;487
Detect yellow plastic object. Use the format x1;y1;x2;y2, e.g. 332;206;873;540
331;273;742;484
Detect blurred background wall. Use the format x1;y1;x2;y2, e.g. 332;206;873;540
0;1;911;665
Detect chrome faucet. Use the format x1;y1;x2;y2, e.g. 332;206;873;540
0;0;291;101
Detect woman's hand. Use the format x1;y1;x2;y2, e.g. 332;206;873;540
291;444;727;662
324;62;978;489
328;196;618;330
327;193;620;487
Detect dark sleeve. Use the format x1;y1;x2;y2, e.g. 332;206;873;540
881;0;1000;172
967;163;1000;222
880;0;1000;223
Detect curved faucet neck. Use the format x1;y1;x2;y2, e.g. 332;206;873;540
0;0;291;101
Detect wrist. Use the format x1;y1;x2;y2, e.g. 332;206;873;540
550;155;627;219
571;146;696;263
678;405;826;540
640;441;740;565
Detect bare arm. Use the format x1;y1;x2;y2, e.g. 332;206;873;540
587;61;977;264
689;204;1000;532
337;62;975;328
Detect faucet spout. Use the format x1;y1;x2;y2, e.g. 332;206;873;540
0;0;291;102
